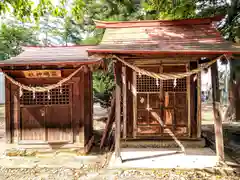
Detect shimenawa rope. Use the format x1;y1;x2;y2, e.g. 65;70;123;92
3;66;84;93
111;54;223;80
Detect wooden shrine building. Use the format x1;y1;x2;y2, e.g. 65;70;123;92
0;46;100;153
88;16;240;161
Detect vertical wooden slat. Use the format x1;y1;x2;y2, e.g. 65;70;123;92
160;65;163;133
73;78;80;143
197;62;202;138
211;62;224;162
122;65;127;139
186;63;191;137
115;61;121;158
79;68;85;145
13;85;19;143
89;70;93;137
5;78;11;143
132;70;137;138
126;67;133;137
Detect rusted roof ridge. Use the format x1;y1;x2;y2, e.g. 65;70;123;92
94;15;224;28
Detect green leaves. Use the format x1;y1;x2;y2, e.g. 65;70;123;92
0;23;39;60
0;0;69;23
143;0;196;20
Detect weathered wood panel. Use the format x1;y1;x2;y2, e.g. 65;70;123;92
20;106;45;141
46;106;73;143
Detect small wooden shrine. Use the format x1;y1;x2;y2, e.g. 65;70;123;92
88;16;240;160
0;46;100;153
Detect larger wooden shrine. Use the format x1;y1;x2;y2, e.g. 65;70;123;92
88;16;240;159
0;46;100;153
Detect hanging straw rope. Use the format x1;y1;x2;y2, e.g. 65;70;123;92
3;66;84;92
111;55;223;80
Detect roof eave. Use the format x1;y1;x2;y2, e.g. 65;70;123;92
94;15;224;28
87;49;236;55
0;59;102;68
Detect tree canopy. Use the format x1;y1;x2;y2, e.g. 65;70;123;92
0;23;39;60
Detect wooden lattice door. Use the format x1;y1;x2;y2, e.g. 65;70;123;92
19;84;73;144
136;65;188;137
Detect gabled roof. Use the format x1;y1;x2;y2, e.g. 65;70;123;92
88;16;240;55
0;46;100;67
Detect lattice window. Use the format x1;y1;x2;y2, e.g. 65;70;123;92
136;65;187;93
163;78;187;92
20;85;70;105
137;75;161;92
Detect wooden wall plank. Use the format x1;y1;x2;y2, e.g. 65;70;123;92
122;65;127;139
79;69;85;145
13;85;19;142
5;78;11;143
115;61;121;158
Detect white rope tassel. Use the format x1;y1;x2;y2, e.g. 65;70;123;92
32;90;36;99
48;90;51;100
156;78;159;87
19;87;23;98
59;84;62;94
138;72;142;78
173;79;177;88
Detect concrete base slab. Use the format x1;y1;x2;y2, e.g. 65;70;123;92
108;148;219;169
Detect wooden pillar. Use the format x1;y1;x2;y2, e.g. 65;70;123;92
122;65;127;139
132;71;137;138
186;63;191;137
5;78;11;143
211;62;225;162
114;61;121;158
197;63;202;138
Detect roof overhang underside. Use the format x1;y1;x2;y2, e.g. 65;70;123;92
88;17;240;55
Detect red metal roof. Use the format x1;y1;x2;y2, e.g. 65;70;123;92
0;46;101;67
89;16;240;55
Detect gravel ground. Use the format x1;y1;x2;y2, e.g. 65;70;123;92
0;168;239;180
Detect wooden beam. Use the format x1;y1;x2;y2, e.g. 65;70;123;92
122;65;127;139
211;62;225;162
115;61;121;158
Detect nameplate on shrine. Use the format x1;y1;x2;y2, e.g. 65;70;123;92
23;70;61;78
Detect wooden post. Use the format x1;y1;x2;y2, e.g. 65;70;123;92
211;62;225;162
132;71;137;138
197;62;202;138
186;63;191;137
115;61;121;159
122;65;127;139
5;78;11;143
